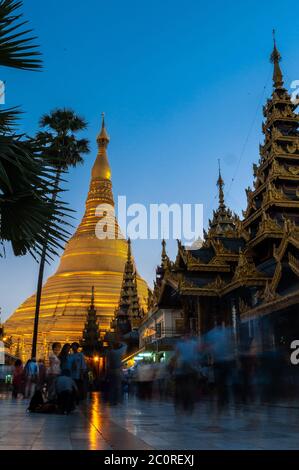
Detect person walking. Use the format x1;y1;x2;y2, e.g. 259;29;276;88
106;341;127;405
136;361;155;400
58;343;72;374
12;359;24;398
69;342;87;401
24;358;39;399
172;334;199;415
47;342;61;401
37;359;47;392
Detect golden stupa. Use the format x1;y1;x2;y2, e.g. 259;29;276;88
5;117;148;359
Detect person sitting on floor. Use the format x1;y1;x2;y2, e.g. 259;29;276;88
55;369;78;415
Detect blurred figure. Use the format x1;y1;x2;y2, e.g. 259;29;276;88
12;359;24;398
24;358;39;399
125;368;135;397
237;337;257;405
37;359;47;392
47;342;61;400
205;326;234;413
70;342;87;401
55;369;78;414
58;343;72;374
106;341;127;405
172;334;199;415
155;360;168;400
136;361;155;400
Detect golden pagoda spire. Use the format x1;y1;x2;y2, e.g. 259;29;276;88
92;113;111;180
4;122;149;358
270;30;284;89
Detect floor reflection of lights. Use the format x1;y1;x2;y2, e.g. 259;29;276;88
88;393;104;449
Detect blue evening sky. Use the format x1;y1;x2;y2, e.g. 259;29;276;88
1;0;299;320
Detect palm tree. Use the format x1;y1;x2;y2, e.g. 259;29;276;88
31;108;90;358
0;1;71;258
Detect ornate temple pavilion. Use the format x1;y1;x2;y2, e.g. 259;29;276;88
144;38;299;354
5;118;148;359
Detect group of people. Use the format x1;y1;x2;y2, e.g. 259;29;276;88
11;327;296;417
12;341;87;414
120;328;299;415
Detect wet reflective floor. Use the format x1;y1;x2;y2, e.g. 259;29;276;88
0;392;298;450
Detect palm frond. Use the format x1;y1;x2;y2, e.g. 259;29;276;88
0;0;42;70
0;132;73;257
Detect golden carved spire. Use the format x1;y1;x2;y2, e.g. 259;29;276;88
161;239;170;269
217;159;225;209
118;238;141;320
206;164;239;239
97;112;110;148
127;237;132;261
90;285;95;308
270;30;284;89
92;113;111;180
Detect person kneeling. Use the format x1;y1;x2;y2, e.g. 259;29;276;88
55;369;78;414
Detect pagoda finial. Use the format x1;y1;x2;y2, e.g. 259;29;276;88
217;159;225;209
92;113;112;180
127;238;132;261
270;30;284;89
97;112;110;148
162;238;166;257
161;239;169;269
91;286;95;308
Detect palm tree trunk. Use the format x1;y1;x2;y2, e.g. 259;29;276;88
31;243;47;358
31;169;62;358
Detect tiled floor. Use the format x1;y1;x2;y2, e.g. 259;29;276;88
0;392;298;450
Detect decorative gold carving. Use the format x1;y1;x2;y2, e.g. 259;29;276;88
271;126;283;140
211;239;231;255
259;143;268;159
238;298;250;314
267;106;295;123
208;256;228;266
185;250;206;267
283;216;297;235
271;142;284;154
180;278;196;289
286;141;299;154
180;274;225;292
262;281;277;302
204;275;226;291
233;250;262;281
289;252;299;276
273;218;299;261
257;211;282;236
288;166;299;176
235;219;250;241
262;181;286;205
269;160;299;178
